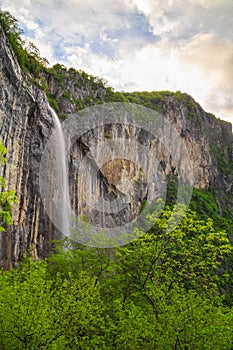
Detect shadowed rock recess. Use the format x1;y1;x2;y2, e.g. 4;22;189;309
0;24;233;265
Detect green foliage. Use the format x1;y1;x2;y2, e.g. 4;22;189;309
63;90;72;102
121;90;203;122
104;88;129;103
46;92;60;114
110;290;232;350
75;99;84;110
46;63;67;86
0;140;17;232
190;188;220;221
210;144;233;178
123;90;168;111
190;188;233;236
0;9;48;76
46;207;233;349
0;206;232;348
0;10;23;43
0;258;105;349
164;174;178;206
111;207;232;300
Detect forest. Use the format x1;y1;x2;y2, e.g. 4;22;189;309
0;204;233;349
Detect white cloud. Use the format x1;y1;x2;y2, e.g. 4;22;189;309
132;0;233;41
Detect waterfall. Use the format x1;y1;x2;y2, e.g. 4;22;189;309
48;106;71;237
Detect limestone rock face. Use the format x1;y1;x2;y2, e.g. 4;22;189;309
0;25;232;263
0;26;56;265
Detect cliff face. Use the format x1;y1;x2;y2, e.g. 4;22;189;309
65;97;233;241
0;25;58;265
0;25;232;262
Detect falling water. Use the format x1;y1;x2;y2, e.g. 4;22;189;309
49;106;71;237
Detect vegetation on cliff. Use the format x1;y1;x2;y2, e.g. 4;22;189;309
0;141;17;233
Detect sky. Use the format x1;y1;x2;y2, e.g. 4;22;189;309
0;0;233;123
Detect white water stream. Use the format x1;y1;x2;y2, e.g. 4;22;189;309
49;106;71;237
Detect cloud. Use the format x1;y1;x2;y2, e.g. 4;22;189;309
0;0;232;122
179;33;233;121
181;34;233;86
1;0;156;59
133;0;233;42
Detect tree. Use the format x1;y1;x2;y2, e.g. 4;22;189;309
0;10;48;76
0;258;106;349
0;10;23;41
0;140;17;232
47;206;233;349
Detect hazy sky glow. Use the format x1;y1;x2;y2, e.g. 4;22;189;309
0;0;232;123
